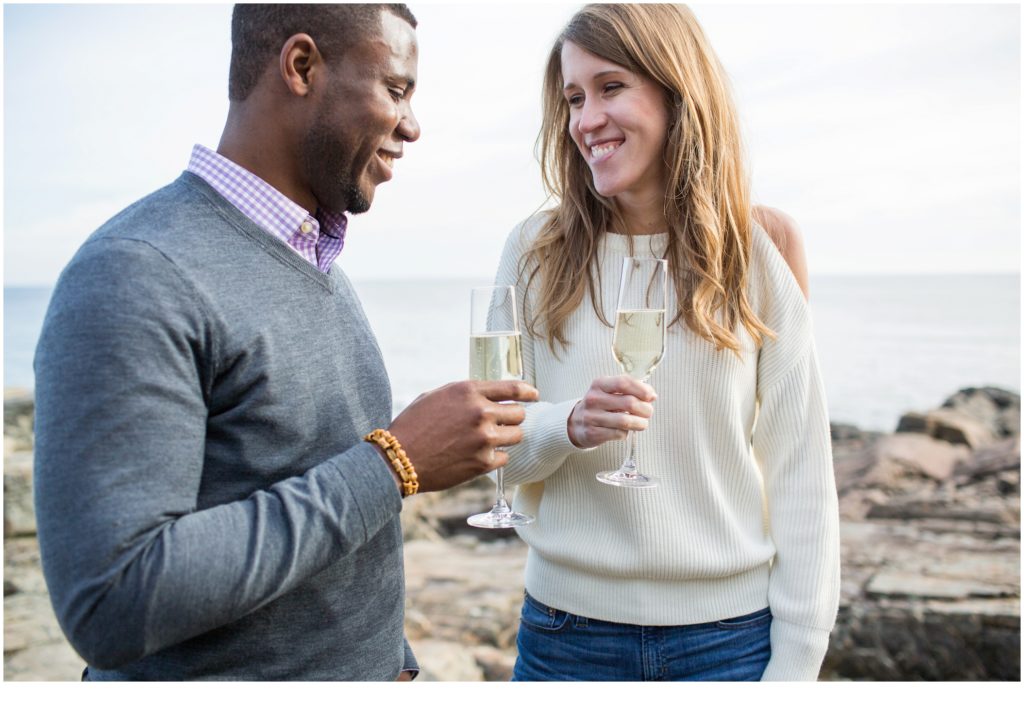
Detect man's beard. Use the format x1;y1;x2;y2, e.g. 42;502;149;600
302;110;371;215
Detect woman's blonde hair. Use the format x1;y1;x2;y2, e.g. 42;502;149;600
523;3;773;354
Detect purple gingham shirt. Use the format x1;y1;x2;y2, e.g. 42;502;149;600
186;144;347;273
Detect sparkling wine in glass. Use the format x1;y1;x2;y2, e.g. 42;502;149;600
596;257;667;488
467;285;535;528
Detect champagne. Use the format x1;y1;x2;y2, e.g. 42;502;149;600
469;332;523;381
612;309;666;379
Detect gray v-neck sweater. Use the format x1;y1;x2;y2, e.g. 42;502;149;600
33;172;412;680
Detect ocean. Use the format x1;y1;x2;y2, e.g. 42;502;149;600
4;274;1020;432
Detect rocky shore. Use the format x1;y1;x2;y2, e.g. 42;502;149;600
4;387;1020;681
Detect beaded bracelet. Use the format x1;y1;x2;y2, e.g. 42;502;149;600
364;428;420;497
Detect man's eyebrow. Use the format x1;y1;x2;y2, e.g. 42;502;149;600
563;70;627;91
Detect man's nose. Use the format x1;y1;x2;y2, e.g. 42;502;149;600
398;106;421;143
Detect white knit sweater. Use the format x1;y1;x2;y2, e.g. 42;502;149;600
495;213;840;681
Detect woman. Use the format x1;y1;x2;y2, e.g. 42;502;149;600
494;4;839;681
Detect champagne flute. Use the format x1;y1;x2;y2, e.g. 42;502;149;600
596;257;668;488
466;285;535;528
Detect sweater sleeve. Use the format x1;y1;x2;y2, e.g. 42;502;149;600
32;237;403;671
490;215;590;486
749;231;841;681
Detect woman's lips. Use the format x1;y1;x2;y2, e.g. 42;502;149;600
588;140;623;164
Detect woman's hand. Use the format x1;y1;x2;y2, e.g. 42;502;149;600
567;375;656;449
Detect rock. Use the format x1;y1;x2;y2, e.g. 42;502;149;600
895;411;929;434
897;407;996;448
400;493;444;543
954;436;1021;485
866;571;1016;600
831;423;866;441
472;645;516;681
896;385;1020;448
926;408;997;448
409;639;484;681
826;516;1020;681
824;597;1020;681
404;608;433;640
873;433;970;483
4;536;86;681
942;387;1021;437
866;498;1017;526
403;537;526;652
3;641;85;681
3;390;34;455
3;452;35;537
5;381;1020;681
832;431;883;495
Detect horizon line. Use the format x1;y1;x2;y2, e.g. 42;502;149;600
3;270;1023;289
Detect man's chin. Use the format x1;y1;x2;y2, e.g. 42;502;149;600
348;181;376;214
330;184;373;215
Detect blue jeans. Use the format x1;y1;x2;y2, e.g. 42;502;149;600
511;591;772;681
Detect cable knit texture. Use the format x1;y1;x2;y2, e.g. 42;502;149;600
495;213;840;681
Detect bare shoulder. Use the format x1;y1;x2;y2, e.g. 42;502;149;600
752;205;809;299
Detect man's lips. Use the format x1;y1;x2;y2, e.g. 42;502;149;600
376;150;401;179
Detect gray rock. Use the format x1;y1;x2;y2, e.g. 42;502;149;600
873;433;970;483
3;452;35;537
824;597;1020;680
942;387;1021;437
954;436;1021;485
927;407;997;448
4;536;86;681
895;411;929;434
897;386;1020;448
472;645;516;681
409;639;485;681
6;384;1021;682
3;390;34;455
831;423;866;441
866;571;1016;600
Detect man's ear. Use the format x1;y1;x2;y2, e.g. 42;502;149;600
279;33;321;97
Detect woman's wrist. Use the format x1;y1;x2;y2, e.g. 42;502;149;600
566;400;585;447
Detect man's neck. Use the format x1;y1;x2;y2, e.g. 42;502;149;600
217;103;318;213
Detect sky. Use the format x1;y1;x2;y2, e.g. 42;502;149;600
2;1;1021;286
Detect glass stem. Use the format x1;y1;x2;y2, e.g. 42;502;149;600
621;430;639;475
620;373;648;475
493;467;510;512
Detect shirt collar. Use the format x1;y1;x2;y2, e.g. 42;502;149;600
186;144;348;250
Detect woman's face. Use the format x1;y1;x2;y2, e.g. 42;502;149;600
561;40;671;207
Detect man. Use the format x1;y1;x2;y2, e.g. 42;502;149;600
33;4;537;681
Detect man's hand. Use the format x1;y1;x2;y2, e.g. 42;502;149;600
567;375;656;448
396;670;415;681
387;380;538;493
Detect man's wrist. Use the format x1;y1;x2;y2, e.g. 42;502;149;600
369;443;405;497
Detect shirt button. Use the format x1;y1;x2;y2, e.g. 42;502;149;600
300;221;313;234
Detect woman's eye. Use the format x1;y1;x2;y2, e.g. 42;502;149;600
603;82;624;94
566;94;583;107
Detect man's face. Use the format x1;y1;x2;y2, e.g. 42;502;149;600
302;11;420;214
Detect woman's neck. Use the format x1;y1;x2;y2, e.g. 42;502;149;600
611;192;667;235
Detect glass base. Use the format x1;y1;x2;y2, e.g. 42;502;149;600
467;507;535;529
596;469;659;488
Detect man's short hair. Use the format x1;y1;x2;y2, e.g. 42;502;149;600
228;3;417;101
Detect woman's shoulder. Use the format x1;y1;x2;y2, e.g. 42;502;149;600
751;205;809;299
501;209;556;258
512;209;555;241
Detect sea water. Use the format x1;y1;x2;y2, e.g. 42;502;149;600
4;274;1019;432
